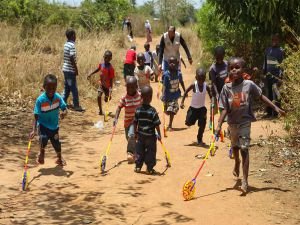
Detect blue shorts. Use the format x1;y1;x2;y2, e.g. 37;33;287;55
39;124;61;152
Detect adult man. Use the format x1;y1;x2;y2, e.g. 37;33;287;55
158;26;193;72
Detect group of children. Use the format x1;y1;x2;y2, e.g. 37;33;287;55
31;33;286;193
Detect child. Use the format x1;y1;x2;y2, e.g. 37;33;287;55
209;46;228;100
30;74;67;166
162;56;185;131
152;44;160;82
134;86;161;174
114;76;142;163
134;53;154;89
87;50;115;115
124;45;136;78
263;33;284;117
180;68;212;145
144;43;153;68
215;57;285;194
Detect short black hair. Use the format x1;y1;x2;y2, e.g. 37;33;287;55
196;68;206;77
131;45;136;50
229;57;245;68
137;52;145;60
43;74;57;88
104;50;112;57
144;43;150;48
66;29;75;39
141;85;153;97
214;46;225;56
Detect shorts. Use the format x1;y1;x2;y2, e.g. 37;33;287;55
123;63;135;77
229;122;251;150
38;124;61;152
98;85;111;102
164;100;179;114
185;106;207;126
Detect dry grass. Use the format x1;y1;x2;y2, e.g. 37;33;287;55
0;23;129;105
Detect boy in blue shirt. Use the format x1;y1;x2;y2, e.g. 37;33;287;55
30;74;68;166
162;56;185;130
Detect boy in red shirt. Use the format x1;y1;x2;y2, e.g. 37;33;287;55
124;45;136;79
114;76;142;163
87;50;115;115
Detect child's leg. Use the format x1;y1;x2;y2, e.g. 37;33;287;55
241;149;249;186
144;136;157;173
97;88;103;115
49;128;65;166
167;100;179;129
169;113;175;128
38;126;49;164
127;124;136;163
232;147;240;177
229;125;241;177
62;72;71;104
197;107;207;143
135;136;146;170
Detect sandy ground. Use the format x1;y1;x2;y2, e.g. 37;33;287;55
0;36;299;225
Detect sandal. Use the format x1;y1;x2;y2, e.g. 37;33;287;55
56;158;67;166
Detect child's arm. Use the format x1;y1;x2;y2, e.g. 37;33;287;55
181;58;187;69
87;68;100;80
134;121;138;140
60;109;68;120
155;125;162;140
180;83;193;109
30;114;38;139
113;106;121;126
206;85;213;100
180;80;186;93
260;95;286;116
215;109;228;136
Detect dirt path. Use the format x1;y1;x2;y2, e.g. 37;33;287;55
0;36;299;225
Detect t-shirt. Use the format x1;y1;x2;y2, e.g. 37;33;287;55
144;51;152;65
62;41;76;73
219;80;262;125
162;70;183;101
134;65;153;89
119;92;142;128
209;61;228;94
98;63;115;88
124;49;136;65
134;104;161;136
263;46;284;77
34;92;67;130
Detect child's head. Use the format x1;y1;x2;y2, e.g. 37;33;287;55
229;57;245;81
126;76;138;96
214;46;225;64
195;68;206;84
141;85;153;105
271;33;280;47
103;50;112;63
144;43;150;51
66;28;76;41
156;44;160;53
43;74;58;98
131;45;136;51
137;53;145;66
168;56;178;71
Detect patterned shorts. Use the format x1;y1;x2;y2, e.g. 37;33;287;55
98;85;111;102
229;122;251;150
164;100;179;114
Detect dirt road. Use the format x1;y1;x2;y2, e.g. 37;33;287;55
0;36;298;225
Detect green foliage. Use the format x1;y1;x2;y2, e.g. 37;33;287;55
281;49;300;136
208;0;300;34
79;0;132;31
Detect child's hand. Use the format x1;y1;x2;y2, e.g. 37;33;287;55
87;75;91;80
156;134;161;141
180;103;184;109
29;130;36;139
60;110;67;120
275;107;286;117
214;126;221;137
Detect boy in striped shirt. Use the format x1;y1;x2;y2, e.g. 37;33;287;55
114;77;142;163
30;74;67;166
134;86;161;174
